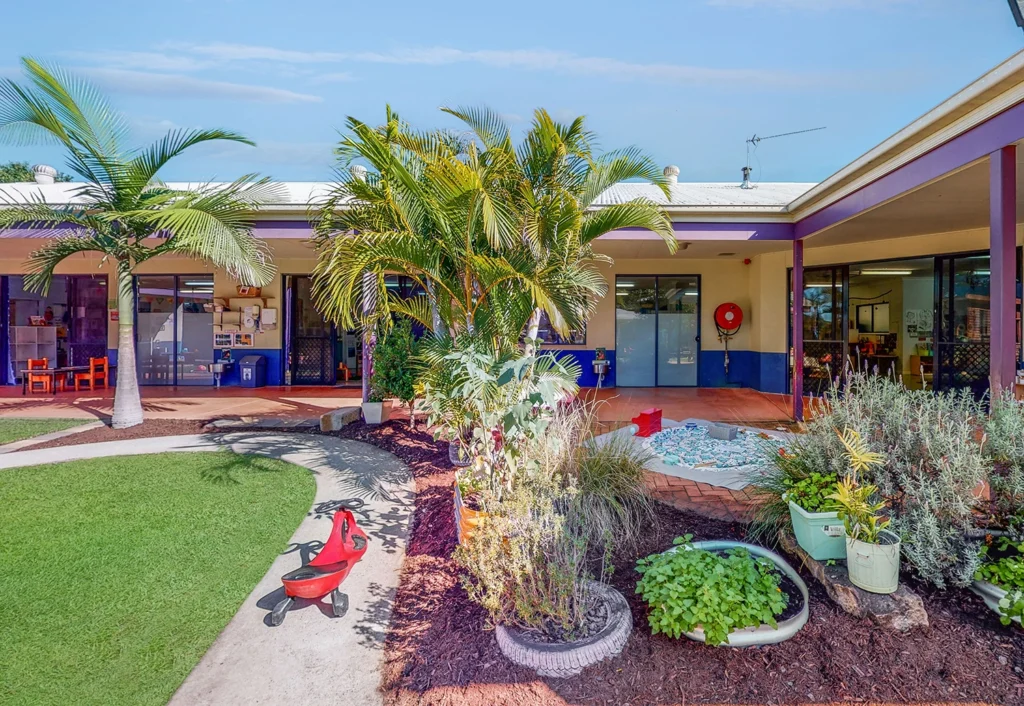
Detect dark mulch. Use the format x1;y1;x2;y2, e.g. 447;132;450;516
27;418;212;450
334;420;1024;706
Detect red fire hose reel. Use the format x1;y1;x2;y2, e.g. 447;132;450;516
714;303;744;375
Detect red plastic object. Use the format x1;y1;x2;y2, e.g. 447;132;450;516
632;407;663;437
714;302;743;332
270;507;368;625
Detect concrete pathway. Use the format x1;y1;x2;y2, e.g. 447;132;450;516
0;432;415;706
0;419;104;454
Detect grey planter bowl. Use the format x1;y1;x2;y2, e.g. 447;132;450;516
970;580;1022;625
680;540;810;647
495;581;632;678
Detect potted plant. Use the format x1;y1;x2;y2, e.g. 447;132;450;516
361;389;386;425
828;428;899;594
784;469;846;561
454;462;489;545
370;319;420;428
972;536;1024;626
635;535;808;647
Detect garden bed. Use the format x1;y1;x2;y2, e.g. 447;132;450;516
340;421;1024;705
27;418;211;449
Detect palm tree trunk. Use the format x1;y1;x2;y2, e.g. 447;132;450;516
111;264;143;429
524;307;542;356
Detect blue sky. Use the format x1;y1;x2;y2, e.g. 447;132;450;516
1;0;1021;184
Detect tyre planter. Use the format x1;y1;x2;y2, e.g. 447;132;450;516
362;401;386;425
453;482;488;545
679;541;809;647
846;531;900;594
787;500;846;561
970;580;1023;626
495;580;631;678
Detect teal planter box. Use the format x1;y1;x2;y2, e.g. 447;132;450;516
787;500;846;561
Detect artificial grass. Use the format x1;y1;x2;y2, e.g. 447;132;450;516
0;417;85;445
0;451;315;706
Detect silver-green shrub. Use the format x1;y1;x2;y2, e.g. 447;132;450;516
802;373;989;588
985;389;1024;514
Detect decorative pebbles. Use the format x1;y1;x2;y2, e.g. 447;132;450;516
643;425;784;473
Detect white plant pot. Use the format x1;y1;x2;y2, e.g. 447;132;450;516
970;580;1023;625
787;500;846;561
362;401;386;425
845;531;900;594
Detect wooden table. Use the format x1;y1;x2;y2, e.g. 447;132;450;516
20;365;115;395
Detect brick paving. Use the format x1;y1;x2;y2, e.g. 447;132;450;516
643;470;770;524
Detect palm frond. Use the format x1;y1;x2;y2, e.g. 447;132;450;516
580;201;676;252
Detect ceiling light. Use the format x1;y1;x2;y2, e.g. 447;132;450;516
804;283;842;288
859;270;912;276
616;282;636;288
183;280;213;286
973;270;991;276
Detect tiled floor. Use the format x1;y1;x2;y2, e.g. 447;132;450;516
643;471;770;524
584;386;801;425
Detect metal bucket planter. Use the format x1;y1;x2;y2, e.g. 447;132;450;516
448;439;471;467
846;531;901;594
453;482;488;545
496;580;632;678
682;541;809;647
970;580;1023;625
788;501;846;561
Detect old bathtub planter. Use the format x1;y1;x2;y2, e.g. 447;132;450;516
846;530;901;594
970;580;1023;626
788;500;846;561
684;541;809;647
495;580;632;678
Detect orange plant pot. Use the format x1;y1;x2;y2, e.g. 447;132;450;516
454;482;489;545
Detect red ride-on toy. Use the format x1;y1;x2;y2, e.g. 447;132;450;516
270;506;368;626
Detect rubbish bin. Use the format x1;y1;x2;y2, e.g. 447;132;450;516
239;355;266;388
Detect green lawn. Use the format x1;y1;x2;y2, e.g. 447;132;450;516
0;452;315;706
0;417;86;445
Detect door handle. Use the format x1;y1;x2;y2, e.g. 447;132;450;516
695;336;701;342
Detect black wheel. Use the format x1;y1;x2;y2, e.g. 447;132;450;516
331;589;349;618
270;596;294;626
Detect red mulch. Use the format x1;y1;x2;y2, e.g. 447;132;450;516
335;421;1024;706
27;418;211;450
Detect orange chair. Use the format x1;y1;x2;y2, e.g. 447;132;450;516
74;357;109;391
27;358;55;394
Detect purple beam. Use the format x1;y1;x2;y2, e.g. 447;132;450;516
990;145;1017;395
796;100;1024;239
792;239;804;421
252;221;315;239
608;221;794;241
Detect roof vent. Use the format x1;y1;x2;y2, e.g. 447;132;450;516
740;166;753;190
663;164;679;185
718;252;737;257
32;164;57;185
349;165;368;182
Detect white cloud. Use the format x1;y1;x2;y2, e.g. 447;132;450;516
80;68;322;103
308;71;357;84
155;42;823;88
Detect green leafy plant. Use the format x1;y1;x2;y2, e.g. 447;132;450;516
827;477;891;544
370;318;420;426
784;472;839;513
635;536;789;646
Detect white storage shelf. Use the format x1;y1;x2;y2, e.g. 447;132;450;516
12;326;58;379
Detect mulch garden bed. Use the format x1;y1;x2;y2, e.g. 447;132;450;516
335;420;1024;706
28;418;211;450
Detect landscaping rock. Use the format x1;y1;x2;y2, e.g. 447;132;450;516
778;531;928;632
319;406;362;432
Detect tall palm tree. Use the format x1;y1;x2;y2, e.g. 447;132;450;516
311;106;675;350
0;59;278;428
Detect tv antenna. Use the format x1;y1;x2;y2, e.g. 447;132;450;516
742;125;826;189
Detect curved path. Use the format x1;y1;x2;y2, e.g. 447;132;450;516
0;432;414;706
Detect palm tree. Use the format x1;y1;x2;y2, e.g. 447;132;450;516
311;106;675;350
0;59;278;428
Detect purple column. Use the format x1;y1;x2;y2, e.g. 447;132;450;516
792;239;804;421
990;145;1017;395
361;271;374;403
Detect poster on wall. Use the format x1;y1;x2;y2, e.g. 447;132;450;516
214;333;233;348
234;332;254;347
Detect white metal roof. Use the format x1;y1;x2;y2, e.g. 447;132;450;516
0;179;817;215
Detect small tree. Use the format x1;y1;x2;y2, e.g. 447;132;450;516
371;318;420;427
0;161;73;183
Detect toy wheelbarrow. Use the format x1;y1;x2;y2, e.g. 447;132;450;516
270;506;368;626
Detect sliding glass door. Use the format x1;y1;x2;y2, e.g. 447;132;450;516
136;275;214;386
615;275;700;387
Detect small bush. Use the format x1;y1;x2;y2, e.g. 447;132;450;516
635;535;788;646
785;472;839;513
371;318;420;422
